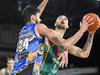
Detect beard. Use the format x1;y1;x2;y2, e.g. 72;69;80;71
35;18;41;23
36;19;40;23
55;24;66;30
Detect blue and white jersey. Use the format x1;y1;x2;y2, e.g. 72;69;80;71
12;22;45;74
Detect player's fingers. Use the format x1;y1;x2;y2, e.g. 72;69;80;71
61;60;65;68
88;22;94;26
62;53;66;68
57;54;62;60
85;16;91;22
87;17;93;23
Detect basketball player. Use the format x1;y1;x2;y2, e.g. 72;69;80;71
40;15;95;75
0;57;14;75
11;5;69;75
11;0;95;75
57;15;95;66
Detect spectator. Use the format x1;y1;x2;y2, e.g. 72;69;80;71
0;57;14;75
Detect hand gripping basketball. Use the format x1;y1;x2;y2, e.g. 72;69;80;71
83;13;100;33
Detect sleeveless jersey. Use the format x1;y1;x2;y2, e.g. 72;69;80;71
12;23;45;75
41;45;63;75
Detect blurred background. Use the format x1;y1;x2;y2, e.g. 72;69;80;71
0;0;100;75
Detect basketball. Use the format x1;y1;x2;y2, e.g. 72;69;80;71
83;13;100;33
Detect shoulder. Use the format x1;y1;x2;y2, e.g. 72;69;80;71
36;23;49;34
36;23;48;29
0;68;6;73
0;68;6;71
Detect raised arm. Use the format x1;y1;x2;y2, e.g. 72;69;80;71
37;0;49;16
64;16;93;45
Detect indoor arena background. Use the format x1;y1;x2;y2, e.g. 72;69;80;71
0;0;99;75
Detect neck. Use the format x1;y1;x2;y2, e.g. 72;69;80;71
55;27;66;38
7;67;13;73
28;20;36;24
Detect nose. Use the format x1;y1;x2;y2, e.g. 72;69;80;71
61;19;64;21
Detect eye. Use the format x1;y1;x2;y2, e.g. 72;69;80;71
63;17;66;20
59;17;62;19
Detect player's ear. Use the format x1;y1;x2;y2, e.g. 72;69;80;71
55;17;59;26
31;15;36;21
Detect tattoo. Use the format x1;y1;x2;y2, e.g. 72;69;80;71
75;33;94;57
83;33;94;51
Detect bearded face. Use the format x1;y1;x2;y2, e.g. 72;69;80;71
55;15;69;29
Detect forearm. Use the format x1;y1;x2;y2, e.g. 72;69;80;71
65;17;93;45
67;32;94;58
81;32;94;57
64;29;84;45
37;0;49;16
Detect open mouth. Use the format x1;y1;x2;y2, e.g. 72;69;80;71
61;21;65;24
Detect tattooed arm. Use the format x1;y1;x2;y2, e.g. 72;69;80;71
67;32;94;58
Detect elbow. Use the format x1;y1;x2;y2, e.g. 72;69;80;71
80;53;90;58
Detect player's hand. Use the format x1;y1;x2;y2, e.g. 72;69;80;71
57;50;68;68
80;16;94;33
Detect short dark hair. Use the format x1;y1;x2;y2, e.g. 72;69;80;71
7;57;13;62
21;5;40;23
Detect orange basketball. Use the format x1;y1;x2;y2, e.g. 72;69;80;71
83;13;100;33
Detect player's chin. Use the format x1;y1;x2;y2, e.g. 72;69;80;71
60;24;66;28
